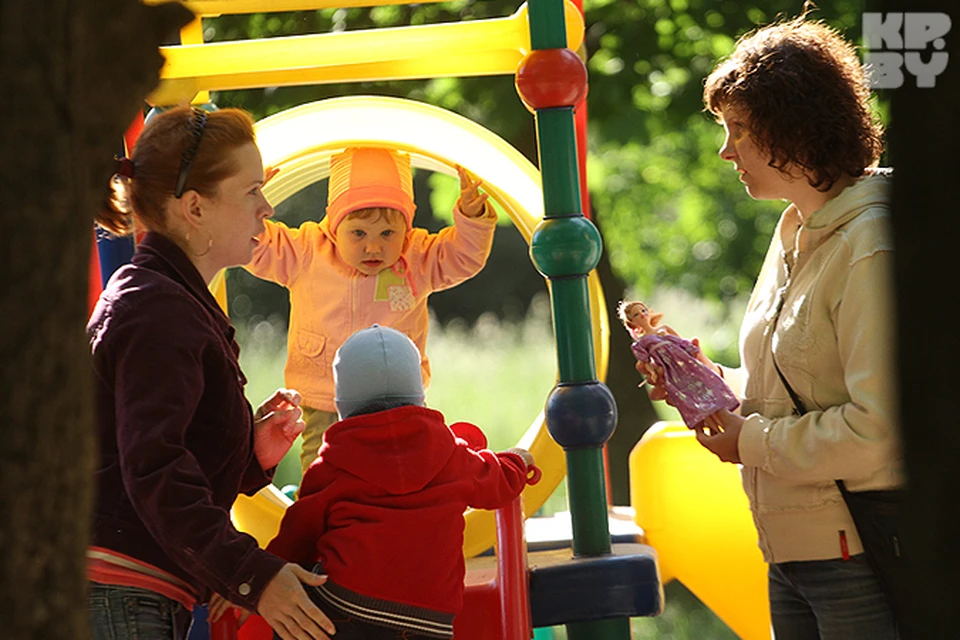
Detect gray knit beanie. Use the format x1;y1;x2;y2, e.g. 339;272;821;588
333;324;425;419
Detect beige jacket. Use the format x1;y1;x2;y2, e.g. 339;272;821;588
734;172;904;563
245;204;497;412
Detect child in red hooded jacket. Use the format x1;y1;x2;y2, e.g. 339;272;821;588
266;325;536;639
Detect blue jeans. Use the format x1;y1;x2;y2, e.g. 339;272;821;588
768;555;899;640
89;583;193;640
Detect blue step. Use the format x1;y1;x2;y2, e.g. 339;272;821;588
528;543;663;627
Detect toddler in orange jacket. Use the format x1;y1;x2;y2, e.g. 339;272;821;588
266;324;536;639
246;147;497;476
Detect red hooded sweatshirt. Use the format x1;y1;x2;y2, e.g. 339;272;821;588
266;405;528;615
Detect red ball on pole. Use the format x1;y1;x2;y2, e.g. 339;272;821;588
515;48;588;112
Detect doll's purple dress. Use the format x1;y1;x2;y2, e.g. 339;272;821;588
631;333;739;428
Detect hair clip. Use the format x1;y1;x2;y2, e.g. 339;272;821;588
114;155;135;179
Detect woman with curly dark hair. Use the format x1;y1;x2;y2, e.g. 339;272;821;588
644;12;901;640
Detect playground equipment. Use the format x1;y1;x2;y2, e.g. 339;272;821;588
147;1;585;106
225;95;596;558
222;87;661;637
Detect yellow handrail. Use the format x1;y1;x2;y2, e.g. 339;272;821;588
143;0;447;15
149;1;584;105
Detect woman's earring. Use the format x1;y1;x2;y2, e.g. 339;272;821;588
185;230;213;257
193;231;213;257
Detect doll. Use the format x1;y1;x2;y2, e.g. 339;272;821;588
618;300;739;431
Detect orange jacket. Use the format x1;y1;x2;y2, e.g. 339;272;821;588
245;203;496;411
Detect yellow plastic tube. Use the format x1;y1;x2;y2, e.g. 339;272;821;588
149;2;584;106
231;484;291;547
221;96;609;558
145;0;450;13
630;422;771;640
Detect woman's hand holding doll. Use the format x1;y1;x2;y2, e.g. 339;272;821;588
618;300;739;433
695;409;745;461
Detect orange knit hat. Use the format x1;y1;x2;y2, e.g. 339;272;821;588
326;147;417;233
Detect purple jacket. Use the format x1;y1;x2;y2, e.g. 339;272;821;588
87;232;285;610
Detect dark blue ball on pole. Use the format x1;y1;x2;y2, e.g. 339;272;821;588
545;381;618;449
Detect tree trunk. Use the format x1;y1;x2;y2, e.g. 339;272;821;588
0;1;191;637
883;0;959;637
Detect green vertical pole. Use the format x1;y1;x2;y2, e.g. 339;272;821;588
527;0;568;49
519;0;630;638
566;448;610;555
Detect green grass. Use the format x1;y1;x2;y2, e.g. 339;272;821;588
422;299;556;452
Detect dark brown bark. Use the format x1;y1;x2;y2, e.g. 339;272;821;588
0;1;191;637
882;1;960;637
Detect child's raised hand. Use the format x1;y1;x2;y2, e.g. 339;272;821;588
505;446;535;469
505;447;541;485
457;165;490;218
263;165;280;186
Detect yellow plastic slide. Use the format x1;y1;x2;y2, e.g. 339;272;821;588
630;422;771;640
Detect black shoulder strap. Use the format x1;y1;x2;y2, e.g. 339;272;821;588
770;283;808;416
772;353;807;416
770;277;848;490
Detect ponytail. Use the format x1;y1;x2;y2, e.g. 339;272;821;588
94;106;257;236
96;160;136;236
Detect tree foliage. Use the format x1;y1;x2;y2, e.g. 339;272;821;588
584;0;872;310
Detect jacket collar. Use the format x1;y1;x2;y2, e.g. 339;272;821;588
778;170;891;274
133;231;233;337
803;169;891;236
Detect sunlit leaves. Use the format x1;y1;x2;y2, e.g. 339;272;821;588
582;0;878;313
589;113;782;305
